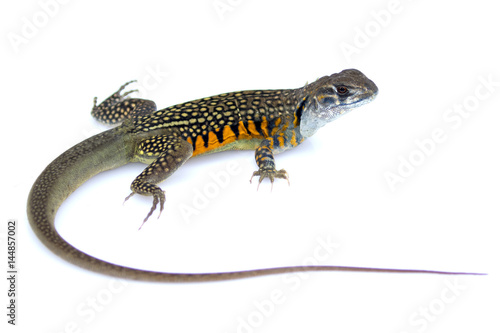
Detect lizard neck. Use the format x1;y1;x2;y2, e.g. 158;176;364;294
280;87;308;129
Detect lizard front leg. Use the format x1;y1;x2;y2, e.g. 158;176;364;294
250;137;290;189
127;135;193;228
250;126;305;189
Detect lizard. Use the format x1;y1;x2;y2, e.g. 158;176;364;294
27;69;483;282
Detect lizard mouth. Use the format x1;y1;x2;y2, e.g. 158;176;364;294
342;89;378;109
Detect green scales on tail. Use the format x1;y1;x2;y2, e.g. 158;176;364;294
27;69;483;282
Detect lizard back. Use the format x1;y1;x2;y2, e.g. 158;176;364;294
131;88;301;156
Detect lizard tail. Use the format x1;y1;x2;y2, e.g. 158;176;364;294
27;128;484;282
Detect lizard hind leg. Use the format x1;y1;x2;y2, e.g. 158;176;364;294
92;80;157;124
127;135;193;228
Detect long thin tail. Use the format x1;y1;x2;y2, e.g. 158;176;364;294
27;127;485;282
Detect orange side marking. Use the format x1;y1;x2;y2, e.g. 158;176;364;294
271;118;281;136
290;130;298;147
268;137;275;150
238;121;251;140
191;124;245;157
246;121;258;137
277;134;285;149
189;116;276;157
260;116;269;138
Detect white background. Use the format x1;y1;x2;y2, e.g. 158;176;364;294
2;0;499;332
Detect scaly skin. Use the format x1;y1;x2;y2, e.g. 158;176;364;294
27;69;483;282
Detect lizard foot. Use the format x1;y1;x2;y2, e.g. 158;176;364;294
92;80;140;124
249;168;289;190
93;80;138;109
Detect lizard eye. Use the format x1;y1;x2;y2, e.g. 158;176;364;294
336;86;349;95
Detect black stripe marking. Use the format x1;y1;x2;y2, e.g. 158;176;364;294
242;121;252;136
294;97;307;126
229;123;240;139
189;137;196;152
201;132;209;148
214;127;224;143
253;120;265;137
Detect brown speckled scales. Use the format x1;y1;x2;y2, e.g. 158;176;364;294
27;70;484;281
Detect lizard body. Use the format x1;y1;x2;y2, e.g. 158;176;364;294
27;69;481;282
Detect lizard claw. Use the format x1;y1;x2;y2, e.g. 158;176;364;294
250;168;289;191
124;190;165;230
139;190;165;230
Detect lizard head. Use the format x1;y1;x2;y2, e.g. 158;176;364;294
299;69;378;137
